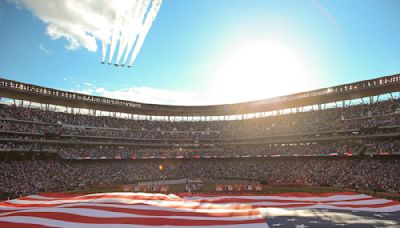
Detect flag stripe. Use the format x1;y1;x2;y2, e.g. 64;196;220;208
0;207;263;221
0;212;267;226
4;198;399;210
22;196;377;204
1;192;399;227
0;217;269;228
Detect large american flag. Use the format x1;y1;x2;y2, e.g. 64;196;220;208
0;192;399;227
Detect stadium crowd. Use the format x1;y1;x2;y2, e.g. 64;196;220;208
0;141;387;158
0;99;399;159
0;98;399;138
0;157;399;196
0;98;399;196
55;143;361;159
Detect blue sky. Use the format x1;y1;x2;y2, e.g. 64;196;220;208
0;0;399;105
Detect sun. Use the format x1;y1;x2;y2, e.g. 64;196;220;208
209;40;317;104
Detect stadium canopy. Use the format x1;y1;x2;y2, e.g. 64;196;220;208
0;74;399;117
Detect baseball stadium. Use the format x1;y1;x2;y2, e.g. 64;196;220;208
0;0;399;227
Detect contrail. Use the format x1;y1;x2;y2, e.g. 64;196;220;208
13;0;162;68
114;1;139;65
101;39;108;63
122;0;150;65
108;25;120;64
108;1;127;64
128;0;162;67
98;0;162;67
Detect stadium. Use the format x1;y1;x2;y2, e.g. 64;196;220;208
1;74;400;226
1;1;400;227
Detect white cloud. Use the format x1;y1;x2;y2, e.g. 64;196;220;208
12;0;162;66
38;43;51;54
67;82;205;105
95;86;201;105
12;0;107;51
70;88;93;95
84;82;94;87
71;82;269;106
95;87;105;93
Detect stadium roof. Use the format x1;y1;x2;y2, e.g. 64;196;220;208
0;73;399;116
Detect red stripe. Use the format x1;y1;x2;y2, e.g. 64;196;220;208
20;194;182;202
189;196;376;204
0;209;16;213
34;193;83;198
249;201;400;209
59;204;261;217
0;212;266;226
252;203;315;208
325;201;400;208
177;192;360;198
15;196;344;204
0;221;52;228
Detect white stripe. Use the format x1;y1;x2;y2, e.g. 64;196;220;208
0;216;269;228
25;195;62;200
6;197;397;213
327;198;393;206
55;202;257;214
29;192;371;202
0;207;263;221
182;194;372;202
0;206;18;211
271;204;400;213
0;202;255;214
27;192;181;200
7;197;390;209
7;198;259;210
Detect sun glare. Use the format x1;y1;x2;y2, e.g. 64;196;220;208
210;40;316;103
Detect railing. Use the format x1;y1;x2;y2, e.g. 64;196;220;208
1;73;400;112
250;73;400;106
